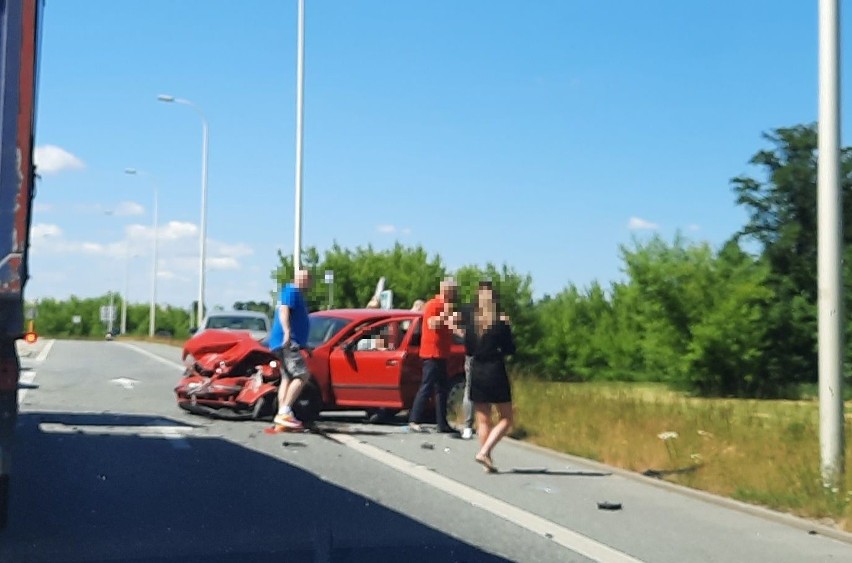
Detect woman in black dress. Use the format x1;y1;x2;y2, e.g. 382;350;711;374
457;280;516;473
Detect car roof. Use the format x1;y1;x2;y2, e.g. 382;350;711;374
204;310;269;318
310;308;422;321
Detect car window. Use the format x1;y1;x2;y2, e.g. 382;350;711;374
352;319;405;352
307;316;350;348
206;315;268;331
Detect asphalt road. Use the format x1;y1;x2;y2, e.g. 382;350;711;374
2;339;852;563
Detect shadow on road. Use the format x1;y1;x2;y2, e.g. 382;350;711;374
1;411;514;563
502;468;611;477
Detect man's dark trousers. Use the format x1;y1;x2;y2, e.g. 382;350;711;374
408;358;450;430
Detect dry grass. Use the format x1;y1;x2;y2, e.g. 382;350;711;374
510;378;852;531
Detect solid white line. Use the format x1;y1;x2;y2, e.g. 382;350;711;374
39;422;194;450
18;368;36;404
34;339;55;363
117;342;185;372
331;433;645;563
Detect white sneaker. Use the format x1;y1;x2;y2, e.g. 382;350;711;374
461;427;474;440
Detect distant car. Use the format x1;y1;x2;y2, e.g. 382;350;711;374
192;310;271;342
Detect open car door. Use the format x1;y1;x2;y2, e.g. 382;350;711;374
327;315;419;408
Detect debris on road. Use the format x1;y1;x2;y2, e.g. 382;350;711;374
597;501;622;511
282;441;306;448
421;442;435;450
109;377;138;390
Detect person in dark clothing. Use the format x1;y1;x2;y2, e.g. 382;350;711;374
408;278;459;433
453;279;516;473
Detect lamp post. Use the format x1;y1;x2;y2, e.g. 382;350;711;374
157;94;209;327
121;242;129;335
817;0;845;488
293;0;305;273
124;168;159;338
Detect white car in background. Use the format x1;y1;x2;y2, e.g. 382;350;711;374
191;310;271;343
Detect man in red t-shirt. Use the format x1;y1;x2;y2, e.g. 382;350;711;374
408;277;459;433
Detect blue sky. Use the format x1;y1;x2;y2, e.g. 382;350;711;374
28;1;844;310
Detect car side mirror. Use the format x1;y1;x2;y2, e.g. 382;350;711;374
189;327;198;335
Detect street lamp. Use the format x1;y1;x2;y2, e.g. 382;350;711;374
157;94;209;327
124;168;159;338
293;0;305;273
817;0;845;488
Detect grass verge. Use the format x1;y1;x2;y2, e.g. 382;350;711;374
509;377;852;531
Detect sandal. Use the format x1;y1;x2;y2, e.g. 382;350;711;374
475;453;497;473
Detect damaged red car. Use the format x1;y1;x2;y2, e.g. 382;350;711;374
174;309;468;425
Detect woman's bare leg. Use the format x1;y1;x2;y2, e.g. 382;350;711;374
480;402;514;460
474;403;492;448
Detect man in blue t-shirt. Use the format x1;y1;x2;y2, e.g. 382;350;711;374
269;269;313;429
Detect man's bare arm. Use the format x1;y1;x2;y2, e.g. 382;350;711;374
279;305;291;345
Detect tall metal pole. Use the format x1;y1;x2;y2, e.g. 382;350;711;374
156;95;209;327
121;242;129;335
293;0;305;274
198;119;209;327
125;168;159;338
107;291;114;335
149;187;159;338
817;0;845;488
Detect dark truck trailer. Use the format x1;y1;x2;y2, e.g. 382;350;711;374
0;0;43;530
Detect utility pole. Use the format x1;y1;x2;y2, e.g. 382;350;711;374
817;0;845;488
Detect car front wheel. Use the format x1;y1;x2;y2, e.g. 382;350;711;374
446;374;466;427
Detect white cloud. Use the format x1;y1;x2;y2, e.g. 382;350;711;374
127;221;198;242
377;224;412;235
34;145;84;174
33;202;53;213
207;257;240;270
31;223;62;239
217;242;254;258
688;224;700;232
627;217;659;231
112;201;145;217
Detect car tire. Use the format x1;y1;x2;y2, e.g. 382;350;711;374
446;374;466;426
366;408;400;424
252;392;278;421
292;378;322;427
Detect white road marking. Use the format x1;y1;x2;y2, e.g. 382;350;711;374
115;340;640;558
18;339;54;404
18;368;36;404
35;339;55;363
109;377;138;390
331;433;645;563
39;422;195;450
117;342;186;372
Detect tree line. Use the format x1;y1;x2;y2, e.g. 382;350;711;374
28;123;850;398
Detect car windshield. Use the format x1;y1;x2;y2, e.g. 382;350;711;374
307;315;351;348
206;316;268;331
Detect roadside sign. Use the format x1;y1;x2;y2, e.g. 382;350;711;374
72;315;82;324
324;270;334;284
24;306;36;320
99;305;116;323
